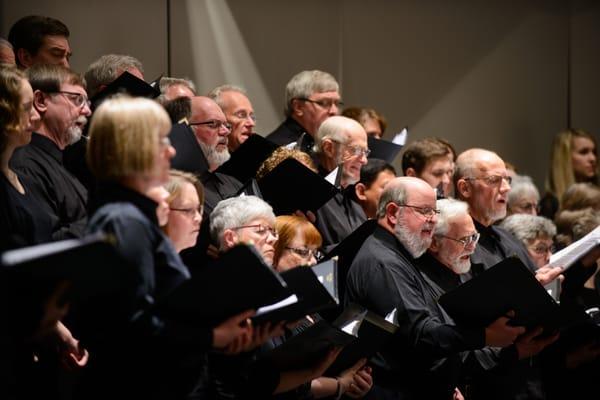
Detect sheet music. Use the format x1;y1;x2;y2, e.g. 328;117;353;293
392;127;408;145
255;295;299;315
548;225;600;270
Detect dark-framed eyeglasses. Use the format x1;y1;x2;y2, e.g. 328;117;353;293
464;175;512;186
437;232;480;248
232;224;278;239
529;243;555;255
297;97;344;110
397;204;441;218
189;119;232;131
285;246;324;261
52;90;90;108
232;110;257;122
169;205;203;218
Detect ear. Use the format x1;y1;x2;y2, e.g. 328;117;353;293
386;201;400;226
456;178;471;199
429;235;441;253
322;138;336;159
222;229;238;249
16;48;33;68
405;167;417;177
33;90;48;114
291;98;303;116
355;183;367;201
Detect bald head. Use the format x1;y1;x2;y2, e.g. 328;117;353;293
377;177;436;219
189;96;231;170
455;148;511;226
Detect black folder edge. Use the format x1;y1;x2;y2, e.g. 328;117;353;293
251;259;339;325
438;257;564;331
156;244;290;326
257;158;339;215
215;134;278;183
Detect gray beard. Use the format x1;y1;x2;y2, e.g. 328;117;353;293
394;222;432;258
199;141;230;168
67;125;82;145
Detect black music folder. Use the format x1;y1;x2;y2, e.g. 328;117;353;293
216;134;278;183
1;232;129;304
367;136;403;163
157;245;290;325
264;303;398;373
169;122;210;175
91;71;160;108
252;259;339;325
438;257;561;330
258;158;339;216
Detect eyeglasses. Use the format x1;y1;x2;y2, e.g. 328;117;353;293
330;139;371;158
189;119;232;131
285;246;324;261
52;90;91;109
232;224;278;240
465;175;512;186
529;243;555;255
397;204;441;218
437;232;480;248
514;202;539;212
232;110;256;122
297;97;344;110
169;205;203;218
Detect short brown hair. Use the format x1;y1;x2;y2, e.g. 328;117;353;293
402;137;453;175
26;63;85;93
273;215;322;267
87;96;170;181
342;106;387;135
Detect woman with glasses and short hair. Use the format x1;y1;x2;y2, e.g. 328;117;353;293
499;214;556;269
273;215;323;272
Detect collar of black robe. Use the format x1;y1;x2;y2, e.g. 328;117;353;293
88;181;159;226
417;252;462;293
30;132;63;164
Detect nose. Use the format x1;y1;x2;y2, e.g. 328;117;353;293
500;177;511;193
329;103;339;116
81;102;92;116
307;255;317;266
60;57;70;68
167;144;176;159
30;106;41;126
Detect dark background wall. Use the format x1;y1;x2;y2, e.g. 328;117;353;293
2;0;599;189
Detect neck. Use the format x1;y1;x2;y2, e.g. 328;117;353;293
119;176;152;196
38;125;67;150
470;211;492;227
291;115;314;137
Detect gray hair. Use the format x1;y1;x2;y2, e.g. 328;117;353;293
500;214;557;243
508;175;540;209
284;70;339;116
209;195;275;249
0;38;12;49
157;76;196;103
208;84;247;109
85;54;144;98
434;199;470;236
376;181;408;219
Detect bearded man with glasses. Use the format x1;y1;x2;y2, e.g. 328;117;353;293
11;63;91;239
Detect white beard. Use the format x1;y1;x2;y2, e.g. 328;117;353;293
199;140;230;168
394;221;432;258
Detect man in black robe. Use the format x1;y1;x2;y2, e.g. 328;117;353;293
266;70;342;155
11;64;91;240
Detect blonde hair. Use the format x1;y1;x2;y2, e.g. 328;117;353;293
165;169;204;207
546;129;599;204
273;215;322;267
0;65;26;150
87;96;170;181
256;147;316;180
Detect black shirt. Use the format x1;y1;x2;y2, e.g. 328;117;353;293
346;226;483;399
0;172;53;251
266;117;315;155
11;133;87;240
314;186;366;251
